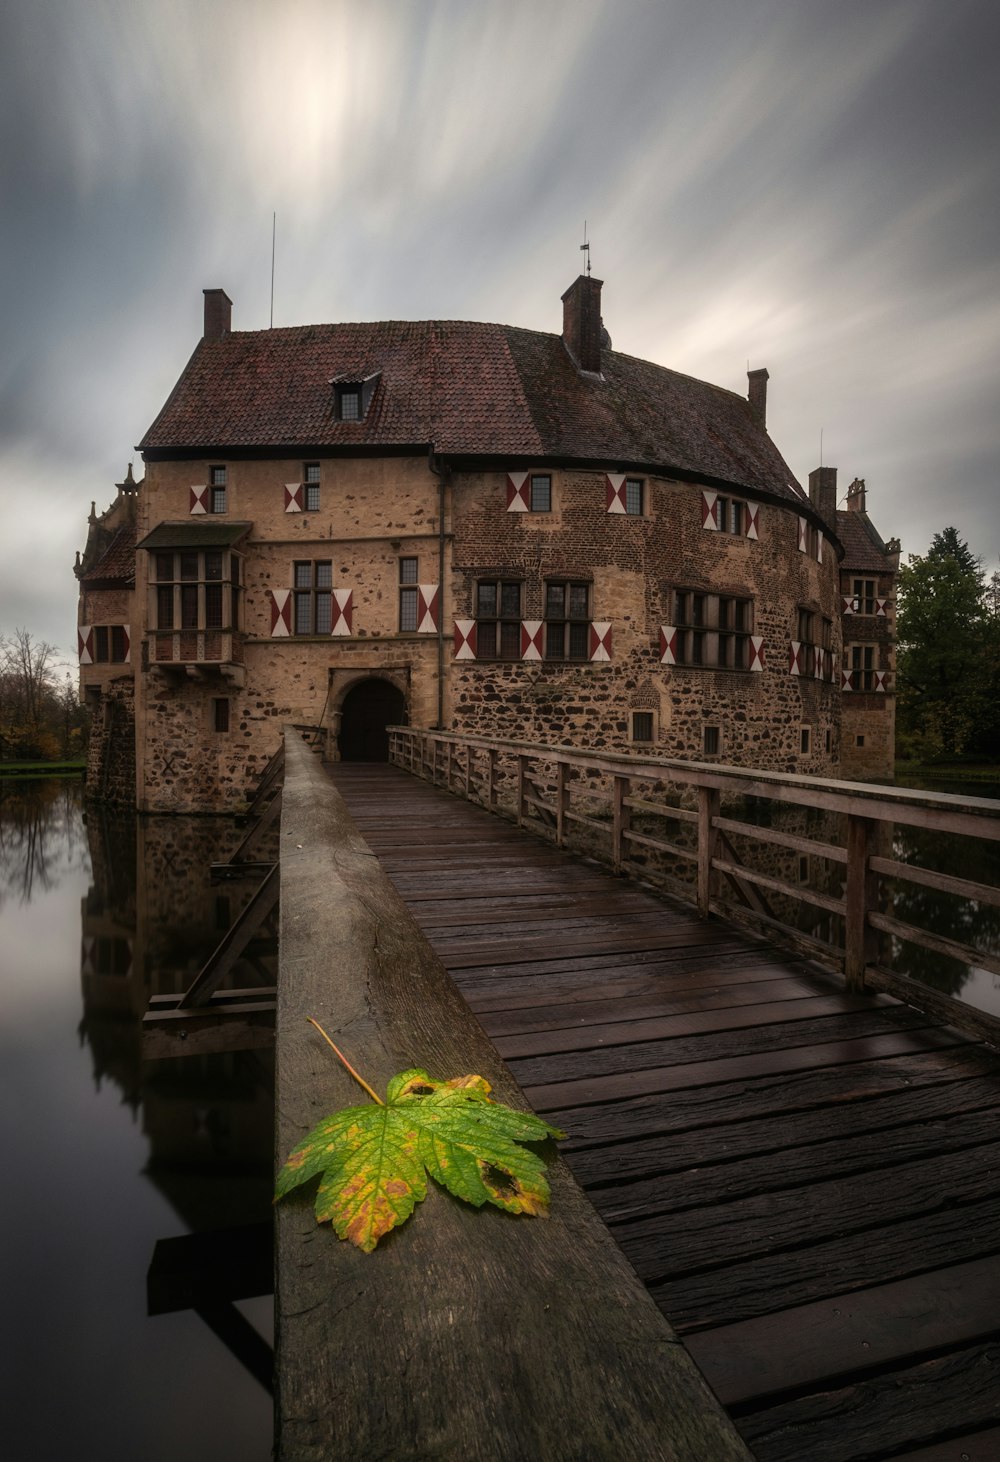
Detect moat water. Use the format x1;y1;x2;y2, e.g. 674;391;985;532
0;778;274;1462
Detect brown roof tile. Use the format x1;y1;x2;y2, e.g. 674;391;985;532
139;320;806;505
80;524;136;586
836;510;893;573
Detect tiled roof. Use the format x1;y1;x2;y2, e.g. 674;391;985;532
139;320;806;505
836;510;893;572
137;521;252;550
80;524;136;585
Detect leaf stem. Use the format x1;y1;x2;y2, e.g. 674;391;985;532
307;1017;384;1105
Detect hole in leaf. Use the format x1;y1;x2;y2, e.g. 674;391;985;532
481;1162;519;1198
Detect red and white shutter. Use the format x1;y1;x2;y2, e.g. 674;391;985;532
789;641;803;675
815;530;824;564
841;668;854;691
798;517;808;553
521;621;543;661
78;626;93;664
749;636;765;671
417;585;439;633
875;670;889;692
331;589;353;635
589;623;612;661
506;472;530;512
659;625;677;665
284;483;303;513
453;620;477;659
701;490;719;530
269;588;292;637
876;598;888;617
81;936;96;978
190;485;208;515
745;503;760;540
122;625;131;664
606;474;626;513
841;595;856;614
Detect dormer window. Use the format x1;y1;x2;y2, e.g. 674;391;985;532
332;371;381;422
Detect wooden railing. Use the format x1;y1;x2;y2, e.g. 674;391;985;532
388;727;1000;1043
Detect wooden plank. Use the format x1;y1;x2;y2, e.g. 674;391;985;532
587;1107;1000;1227
523;1026;969;1110
866;965;1000;1045
507;1006;935;1090
736;1341;1000;1462
884;1426;1000;1461
870;909;1000;978
870;853;1000;908
649;1194;1000;1333
684;1255;1000;1407
614;1142;1000;1284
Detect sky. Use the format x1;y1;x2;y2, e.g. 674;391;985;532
2;0;998;670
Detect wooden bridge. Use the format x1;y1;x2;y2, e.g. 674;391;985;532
274;729;1000;1461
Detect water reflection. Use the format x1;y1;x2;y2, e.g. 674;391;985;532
0;780;275;1462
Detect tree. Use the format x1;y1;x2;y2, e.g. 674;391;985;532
0;628;82;761
895;528;1000;760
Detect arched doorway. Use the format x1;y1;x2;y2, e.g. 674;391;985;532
337;678;407;762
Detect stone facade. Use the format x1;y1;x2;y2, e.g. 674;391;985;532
80;274;897;810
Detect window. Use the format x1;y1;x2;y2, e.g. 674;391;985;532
847;643;876;690
856;734;866;747
703;726;720;756
399;557;419;632
90;626;128;664
716;496;746;535
625;478;644;516
338;387;361;421
213;698;230;733
797;608;833;677
673;591;753;668
293;560;333;634
209;465;227;514
631;711;654;743
304;462;321;512
476;579;522;660
852;578;876;615
799;519;822;558
152;549;241;633
826;728;832;754
800;726;811;755
545;580;590;660
530;474;551;512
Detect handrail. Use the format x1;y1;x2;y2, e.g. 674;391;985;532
275;727;750;1460
387;726;1000;1045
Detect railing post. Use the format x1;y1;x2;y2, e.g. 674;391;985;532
697;786;721;918
465;744;472;799
517;755;529;828
488;748;498;810
846;813;879;991
555;760;568;848
612;775;627;872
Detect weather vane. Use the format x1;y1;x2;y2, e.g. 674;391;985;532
580;221;591;276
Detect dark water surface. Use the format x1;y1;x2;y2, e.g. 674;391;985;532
0;780;273;1462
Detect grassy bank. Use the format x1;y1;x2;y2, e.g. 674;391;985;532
895;760;1000;787
0;760;86;779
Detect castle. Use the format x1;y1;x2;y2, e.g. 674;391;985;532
76;274;897;812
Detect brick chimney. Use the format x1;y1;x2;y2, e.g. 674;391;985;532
561;274;604;374
747;368;769;426
203;288;233;341
809;466;838;528
846;477;867;515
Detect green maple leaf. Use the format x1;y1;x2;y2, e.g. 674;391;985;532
276;1066;564;1252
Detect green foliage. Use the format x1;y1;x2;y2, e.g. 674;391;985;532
276;1067;563;1252
896;528;1000;759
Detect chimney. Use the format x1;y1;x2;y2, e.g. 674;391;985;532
747;367;769;426
808;465;838;529
846;477;867;515
203;288;233;341
561;274;604;374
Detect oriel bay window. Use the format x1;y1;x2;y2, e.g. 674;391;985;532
545;580;590;660
147;535;244;664
476;580;522;659
294;561;333;634
673;591;753;668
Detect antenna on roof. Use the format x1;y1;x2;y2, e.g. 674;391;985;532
270;211;276;329
580;221;591;276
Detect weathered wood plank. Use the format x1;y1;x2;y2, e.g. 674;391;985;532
884;1426;1000;1461
736;1341;1000;1462
684;1255;1000;1406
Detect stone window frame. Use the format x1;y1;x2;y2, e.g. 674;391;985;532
673;588;754;670
529;473;552;513
715;494;748;536
208;464;227;514
399;556;420;632
852;577;877;616
703;725;721;757
800;725;812;755
630;709;657;744
293;559;334;635
90;625;129;664
796;605;833;677
544;578;590;661
624;477;645;516
303;462;321;512
213;697;231;734
475;577;523;661
845;641;876;690
152;548;241;633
